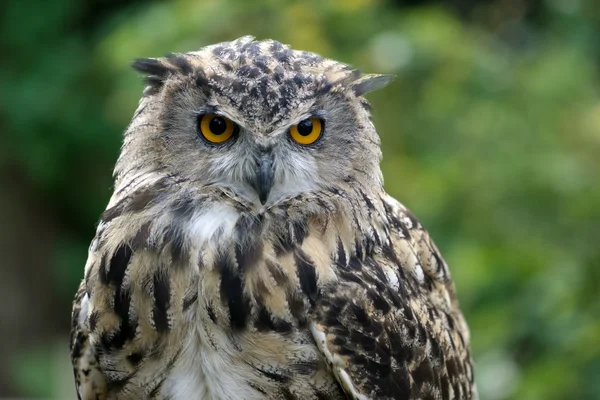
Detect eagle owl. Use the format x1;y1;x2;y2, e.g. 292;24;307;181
70;36;477;400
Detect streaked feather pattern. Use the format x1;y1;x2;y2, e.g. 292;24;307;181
70;36;476;400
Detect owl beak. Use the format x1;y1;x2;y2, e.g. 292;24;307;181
255;152;274;205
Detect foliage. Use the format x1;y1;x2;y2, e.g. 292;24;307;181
1;0;598;398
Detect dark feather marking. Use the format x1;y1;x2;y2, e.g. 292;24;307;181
106;373;131;391
441;376;451;400
354;238;364;260
235;236;264;271
388;328;413;361
164;226;185;264
403;304;415;322
430;336;443;360
348;256;362;271
171;239;184;264
132;57;180;91
166;54;193;75
349;302;376;329
255;366;291;383
100;203;125;224
207;305;217;323
432;249;448;280
403;207;421;229
291;359;320;375
428;307;436;321
349;329;377;352
152;272;170;333
113;287;131;324
281;387;298;400
71;331;86;360
382;365;411;398
127;352;144;366
359;189;375;211
382;286;403;311
109;286;137;349
132;58;172;77
196;71;209;87
237;65;261;79
217;252;250;329
198;251;205;269
336;239;347;267
101;182;166;223
382;243;402;269
131;221;152;250
383;201;411;239
367;288;391;313
182;291;198;312
255;306;293;334
235;215;264;269
149;376;168;399
339;270;363;285
451;375;463;400
171;197;195;220
291;220;307;245
456;329;466;348
365;234;375;255
423;274;435;291
294;250;318;306
274;231;295;256
365;257;389;289
88;311;99;332
211;45;225;56
372;229;383;247
286;291;307;325
413;358;436;387
316;81;333;96
100;244;132;288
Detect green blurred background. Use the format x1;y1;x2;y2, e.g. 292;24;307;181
1;0;599;398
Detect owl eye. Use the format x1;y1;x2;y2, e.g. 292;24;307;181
198;114;237;143
289;118;323;145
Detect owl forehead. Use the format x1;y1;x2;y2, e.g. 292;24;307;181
184;37;352;131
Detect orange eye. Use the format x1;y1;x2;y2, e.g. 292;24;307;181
199;114;236;143
289;118;323;145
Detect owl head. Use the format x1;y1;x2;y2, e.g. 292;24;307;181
116;36;392;208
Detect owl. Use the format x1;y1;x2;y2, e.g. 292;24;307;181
70;36;477;400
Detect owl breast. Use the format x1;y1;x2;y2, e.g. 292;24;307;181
160;202;345;400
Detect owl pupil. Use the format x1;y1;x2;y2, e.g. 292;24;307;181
209;117;227;135
297;119;313;136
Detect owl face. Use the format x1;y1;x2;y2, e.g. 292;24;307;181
125;37;392;208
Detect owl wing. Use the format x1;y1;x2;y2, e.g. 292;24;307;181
71;281;109;400
310;196;477;400
70;207;195;399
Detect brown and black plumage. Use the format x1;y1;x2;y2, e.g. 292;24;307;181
70;36;477;399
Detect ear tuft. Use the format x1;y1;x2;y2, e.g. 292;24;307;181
132;55;192;93
132;58;170;76
351;74;395;96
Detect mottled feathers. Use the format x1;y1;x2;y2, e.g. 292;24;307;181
70;36;476;400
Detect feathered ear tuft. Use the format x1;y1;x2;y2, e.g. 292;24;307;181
351;74;395;96
131;54;193;93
